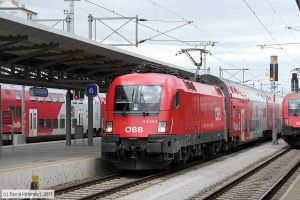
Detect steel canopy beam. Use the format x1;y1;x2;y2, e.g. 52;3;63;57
0;43;58;52
33;50;84;70
0;43;58;66
0;35;28;50
82;62;125;76
55;56;106;74
0;75;85;90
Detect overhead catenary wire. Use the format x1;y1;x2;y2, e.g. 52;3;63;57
145;0;265;78
241;0;300;66
85;0;197;47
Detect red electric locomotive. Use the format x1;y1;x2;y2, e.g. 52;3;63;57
282;92;300;146
102;73;282;170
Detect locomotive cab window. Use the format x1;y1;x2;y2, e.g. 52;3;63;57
172;91;180;109
288;99;300;116
114;85;162;116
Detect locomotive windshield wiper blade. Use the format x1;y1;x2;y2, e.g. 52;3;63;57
122;104;127;116
140;92;149;116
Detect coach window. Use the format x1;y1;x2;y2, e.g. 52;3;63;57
60;118;65;129
58;95;65;103
53;119;58;129
16;106;21;118
38;97;44;102
14;90;21;101
51;94;58;102
72;118;77;128
172;91;180;109
30;95;36;101
5;89;11;95
46;119;51;129
8;106;15;116
39;119;44;129
45;95;51;102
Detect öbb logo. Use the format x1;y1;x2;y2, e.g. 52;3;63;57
296;122;300;125
125;126;143;133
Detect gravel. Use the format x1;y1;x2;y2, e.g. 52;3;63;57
116;140;288;200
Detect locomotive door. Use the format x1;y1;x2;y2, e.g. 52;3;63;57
29;109;37;137
241;109;245;142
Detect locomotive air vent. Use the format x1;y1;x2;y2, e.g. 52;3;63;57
184;80;197;91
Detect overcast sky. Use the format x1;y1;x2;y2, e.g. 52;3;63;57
18;0;300;94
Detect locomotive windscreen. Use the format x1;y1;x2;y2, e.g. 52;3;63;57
114;85;162;115
288;99;300;116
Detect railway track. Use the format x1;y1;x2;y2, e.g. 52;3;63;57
54;172;152;199
198;148;300;200
54;140;276;200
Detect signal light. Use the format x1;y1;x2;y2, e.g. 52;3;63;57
74;95;78;100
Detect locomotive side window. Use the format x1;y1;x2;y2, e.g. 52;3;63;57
53;119;58;129
172;91;180;109
14;90;21;101
114;85;162;115
288;99;300;116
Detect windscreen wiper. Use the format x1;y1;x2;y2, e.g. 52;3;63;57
140;92;149;116
122;104;127;116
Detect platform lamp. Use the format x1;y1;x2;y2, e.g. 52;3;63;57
270;55;278;145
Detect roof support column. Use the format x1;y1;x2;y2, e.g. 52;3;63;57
66;90;72;146
0;85;2;157
21;85;26;144
88;96;93;146
88;14;93;40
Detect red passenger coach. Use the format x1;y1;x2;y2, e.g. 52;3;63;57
282;93;300;146
102;73;282;170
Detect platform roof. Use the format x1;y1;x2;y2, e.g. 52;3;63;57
0;12;193;91
297;0;300;10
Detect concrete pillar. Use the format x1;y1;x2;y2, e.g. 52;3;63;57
66;90;71;146
88;96;93;146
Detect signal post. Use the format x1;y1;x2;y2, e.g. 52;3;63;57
270;55;278;145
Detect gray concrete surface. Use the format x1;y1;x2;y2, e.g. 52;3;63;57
0;138;116;190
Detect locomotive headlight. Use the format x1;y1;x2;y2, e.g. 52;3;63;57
284;118;289;126
106;121;113;133
157;121;167;133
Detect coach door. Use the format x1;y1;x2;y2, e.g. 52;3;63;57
29;109;37;137
241;109;245;142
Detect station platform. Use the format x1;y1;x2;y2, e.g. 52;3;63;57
280;172;300;200
0;138;114;190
